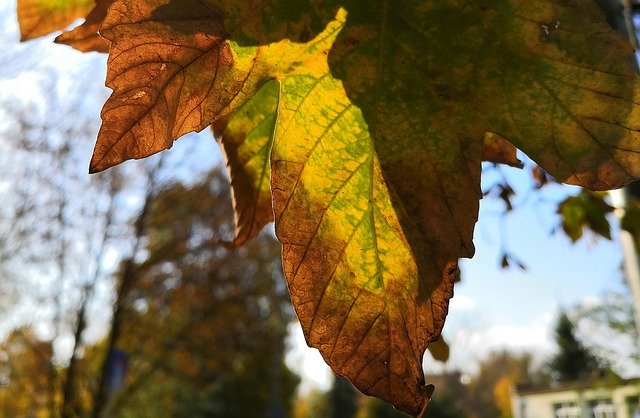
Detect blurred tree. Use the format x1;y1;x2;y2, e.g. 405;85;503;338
0;327;55;417
424;391;467;418
293;389;330;418
357;397;408;418
548;311;603;383
329;376;359;418
572;293;639;377
465;351;538;418
0;59;144;417
97;170;300;418
355;384;466;418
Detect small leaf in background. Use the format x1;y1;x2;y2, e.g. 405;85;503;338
17;0;94;40
499;252;527;271
558;191;614;242
213;80;278;246
484;183;516;212
558;196;585;241
532;165;555;189
427;336;450;363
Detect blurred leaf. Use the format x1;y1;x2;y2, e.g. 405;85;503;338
427;336;450;363
500;253;510;269
499;253;527;271
532;166;555;189
484;183;515;212
558;191;614;242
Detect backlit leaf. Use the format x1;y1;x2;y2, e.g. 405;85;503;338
88;0;265;173
487;2;640;190
17;0;94;40
427;336;450;363
212;80;278;246
54;0;111;53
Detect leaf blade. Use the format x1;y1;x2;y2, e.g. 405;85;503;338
213;80;279;246
54;0;111;53
269;33;462;413
89;0;262;173
488;1;640;190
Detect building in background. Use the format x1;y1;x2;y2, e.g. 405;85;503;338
511;378;640;418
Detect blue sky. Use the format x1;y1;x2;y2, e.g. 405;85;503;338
0;0;634;390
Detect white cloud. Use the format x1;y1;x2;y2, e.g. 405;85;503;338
426;314;557;375
448;294;477;312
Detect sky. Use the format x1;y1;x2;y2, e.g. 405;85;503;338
0;0;636;393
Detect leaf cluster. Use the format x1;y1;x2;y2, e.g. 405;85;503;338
14;0;640;415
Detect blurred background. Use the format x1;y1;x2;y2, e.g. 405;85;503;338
1;1;640;417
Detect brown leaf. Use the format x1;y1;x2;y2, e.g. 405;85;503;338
212;81;278;246
532;165;554;189
482;132;523;169
89;0;260;173
17;0;93;41
54;0;111;53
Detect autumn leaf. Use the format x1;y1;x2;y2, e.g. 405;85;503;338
483;132;523;169
54;0;111;53
20;0;640;416
212;80;278;246
17;0;94;40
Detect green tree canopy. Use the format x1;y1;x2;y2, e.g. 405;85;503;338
107;170;300;417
